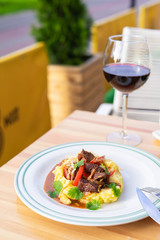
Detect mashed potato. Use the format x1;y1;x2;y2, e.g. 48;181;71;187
53;153;123;207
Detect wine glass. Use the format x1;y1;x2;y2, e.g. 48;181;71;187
103;34;151;146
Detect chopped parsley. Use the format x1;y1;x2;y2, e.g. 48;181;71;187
48;180;63;198
101;163;110;175
74;159;85;169
67;187;83;200
48;191;57;198
53;180;63;195
86;199;101;210
107;182;121;197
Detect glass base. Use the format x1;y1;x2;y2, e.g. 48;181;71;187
107;131;141;146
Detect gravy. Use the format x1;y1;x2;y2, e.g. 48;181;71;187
44;162;86;209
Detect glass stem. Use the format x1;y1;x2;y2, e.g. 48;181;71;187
121;93;128;138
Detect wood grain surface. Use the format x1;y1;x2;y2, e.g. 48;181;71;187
0;110;160;240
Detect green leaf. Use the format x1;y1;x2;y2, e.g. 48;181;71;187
101;163;110;175
113;187;121;198
107;182;116;188
107;182;121;197
31;0;93;65
53;180;63;194
86;199;101;210
74;159;85;169
67;187;83;200
48;191;57;198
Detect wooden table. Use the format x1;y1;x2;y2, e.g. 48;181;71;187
1;110;160;240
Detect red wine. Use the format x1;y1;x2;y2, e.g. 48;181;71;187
103;63;150;93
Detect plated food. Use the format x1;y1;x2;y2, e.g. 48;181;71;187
44;149;123;210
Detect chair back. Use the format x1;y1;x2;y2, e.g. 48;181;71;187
91;9;136;91
139;1;160;29
0;42;51;166
113;27;160;122
91;9;136;54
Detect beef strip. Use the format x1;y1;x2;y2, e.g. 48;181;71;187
79;149;95;162
78;177;99;193
85;162;108;186
77;150;109;193
92;171;107;181
101;178;109;188
85;162;104;173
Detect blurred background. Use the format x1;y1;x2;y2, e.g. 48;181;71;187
0;0;151;57
0;0;159;165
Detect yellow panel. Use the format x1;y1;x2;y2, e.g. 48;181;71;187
0;42;51;166
91;9;136;90
139;1;160;28
91;9;136;54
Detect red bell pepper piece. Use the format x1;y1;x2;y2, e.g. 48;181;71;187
109;170;115;176
63;166;68;179
73;165;85;186
83;171;90;178
90;156;105;164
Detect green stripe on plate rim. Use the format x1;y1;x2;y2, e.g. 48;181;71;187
15;141;160;225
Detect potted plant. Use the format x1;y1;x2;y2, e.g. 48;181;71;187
32;0;104;126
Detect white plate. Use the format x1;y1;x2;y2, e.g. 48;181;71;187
14;141;160;226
